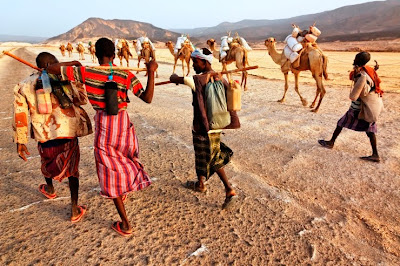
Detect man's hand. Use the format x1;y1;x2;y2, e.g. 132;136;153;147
17;143;30;161
146;60;158;73
170;74;183;85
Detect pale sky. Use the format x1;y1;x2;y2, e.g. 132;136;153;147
1;0;384;37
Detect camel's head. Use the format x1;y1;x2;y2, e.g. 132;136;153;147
165;41;173;47
132;40;137;45
264;38;276;48
206;39;215;47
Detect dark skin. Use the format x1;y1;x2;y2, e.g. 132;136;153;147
47;52;158;233
17;57;82;220
170;58;236;201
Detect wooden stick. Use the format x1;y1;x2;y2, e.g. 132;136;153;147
155;65;258;86
91;66;147;72
3;51;41;71
3;51;148;72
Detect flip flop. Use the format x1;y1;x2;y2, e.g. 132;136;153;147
38;184;56;199
360;156;380;163
318;139;334;149
222;195;238;210
184;181;207;193
111;221;132;237
71;205;87;223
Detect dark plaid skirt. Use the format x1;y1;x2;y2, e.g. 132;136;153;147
38;138;80;182
192;131;233;179
337;109;377;133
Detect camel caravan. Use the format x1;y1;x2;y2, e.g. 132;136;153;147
56;22;330;112
265;23;328;112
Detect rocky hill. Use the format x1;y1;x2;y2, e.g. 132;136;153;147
46;18;181;43
174;0;400;42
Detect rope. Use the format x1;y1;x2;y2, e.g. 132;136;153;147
248;51;268;64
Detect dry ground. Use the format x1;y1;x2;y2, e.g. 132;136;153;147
0;45;399;265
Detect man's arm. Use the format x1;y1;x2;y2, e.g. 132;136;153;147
46;61;82;75
139;60;158;103
350;74;367;101
170;74;195;91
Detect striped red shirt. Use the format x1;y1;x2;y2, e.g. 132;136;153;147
61;65;143;110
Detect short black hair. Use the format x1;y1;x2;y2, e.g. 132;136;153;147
353;51;371;66
36;52;58;68
95;37;115;59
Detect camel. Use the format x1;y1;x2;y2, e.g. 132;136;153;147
89;44;96;63
77;43;85;60
59;44;66;57
264;37;328;112
132;40;158;77
117;40;132;67
206;38;249;90
165;40;193;76
66;43;73;57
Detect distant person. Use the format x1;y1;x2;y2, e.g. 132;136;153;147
47;37;158;237
318;51;384;162
12;52;92;223
169;48;239;209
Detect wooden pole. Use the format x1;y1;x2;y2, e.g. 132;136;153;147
3;51;148;72
91;66;147;72
3;51;41;71
155;65;258;86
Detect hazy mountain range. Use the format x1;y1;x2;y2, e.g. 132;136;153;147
173;0;400;42
4;0;399;44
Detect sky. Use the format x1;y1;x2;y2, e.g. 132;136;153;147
1;0;384;37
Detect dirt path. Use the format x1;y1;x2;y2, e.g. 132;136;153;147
0;47;399;265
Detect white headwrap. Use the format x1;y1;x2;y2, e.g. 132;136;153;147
191;49;213;64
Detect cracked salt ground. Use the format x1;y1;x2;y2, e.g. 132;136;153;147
0;46;399;265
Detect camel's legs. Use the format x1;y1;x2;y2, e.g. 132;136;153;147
311;76;325;113
278;72;290;103
294;72;308;106
186;59;190;76
181;59;185;77
241;71;248;91
173;57;178;74
137;57;141;74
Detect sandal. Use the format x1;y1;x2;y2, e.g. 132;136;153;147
222;195;238;210
38;184;56;199
360;155;380;163
111;221;132;237
318;139;333;149
71;205;87;223
184;181;207;193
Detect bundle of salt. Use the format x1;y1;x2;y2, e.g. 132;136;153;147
284;34;303;63
305;25;321;43
239;37;252;51
174;36;187;54
220;36;231;60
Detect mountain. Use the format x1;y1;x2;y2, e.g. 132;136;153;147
0;34;47;43
173;0;400;42
46;18;181;43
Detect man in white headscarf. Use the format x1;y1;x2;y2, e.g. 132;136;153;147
169;48;240;209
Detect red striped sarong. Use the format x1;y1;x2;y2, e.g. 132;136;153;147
38;138;80;182
94;110;151;198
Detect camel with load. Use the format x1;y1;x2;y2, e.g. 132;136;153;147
264;37;328;112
